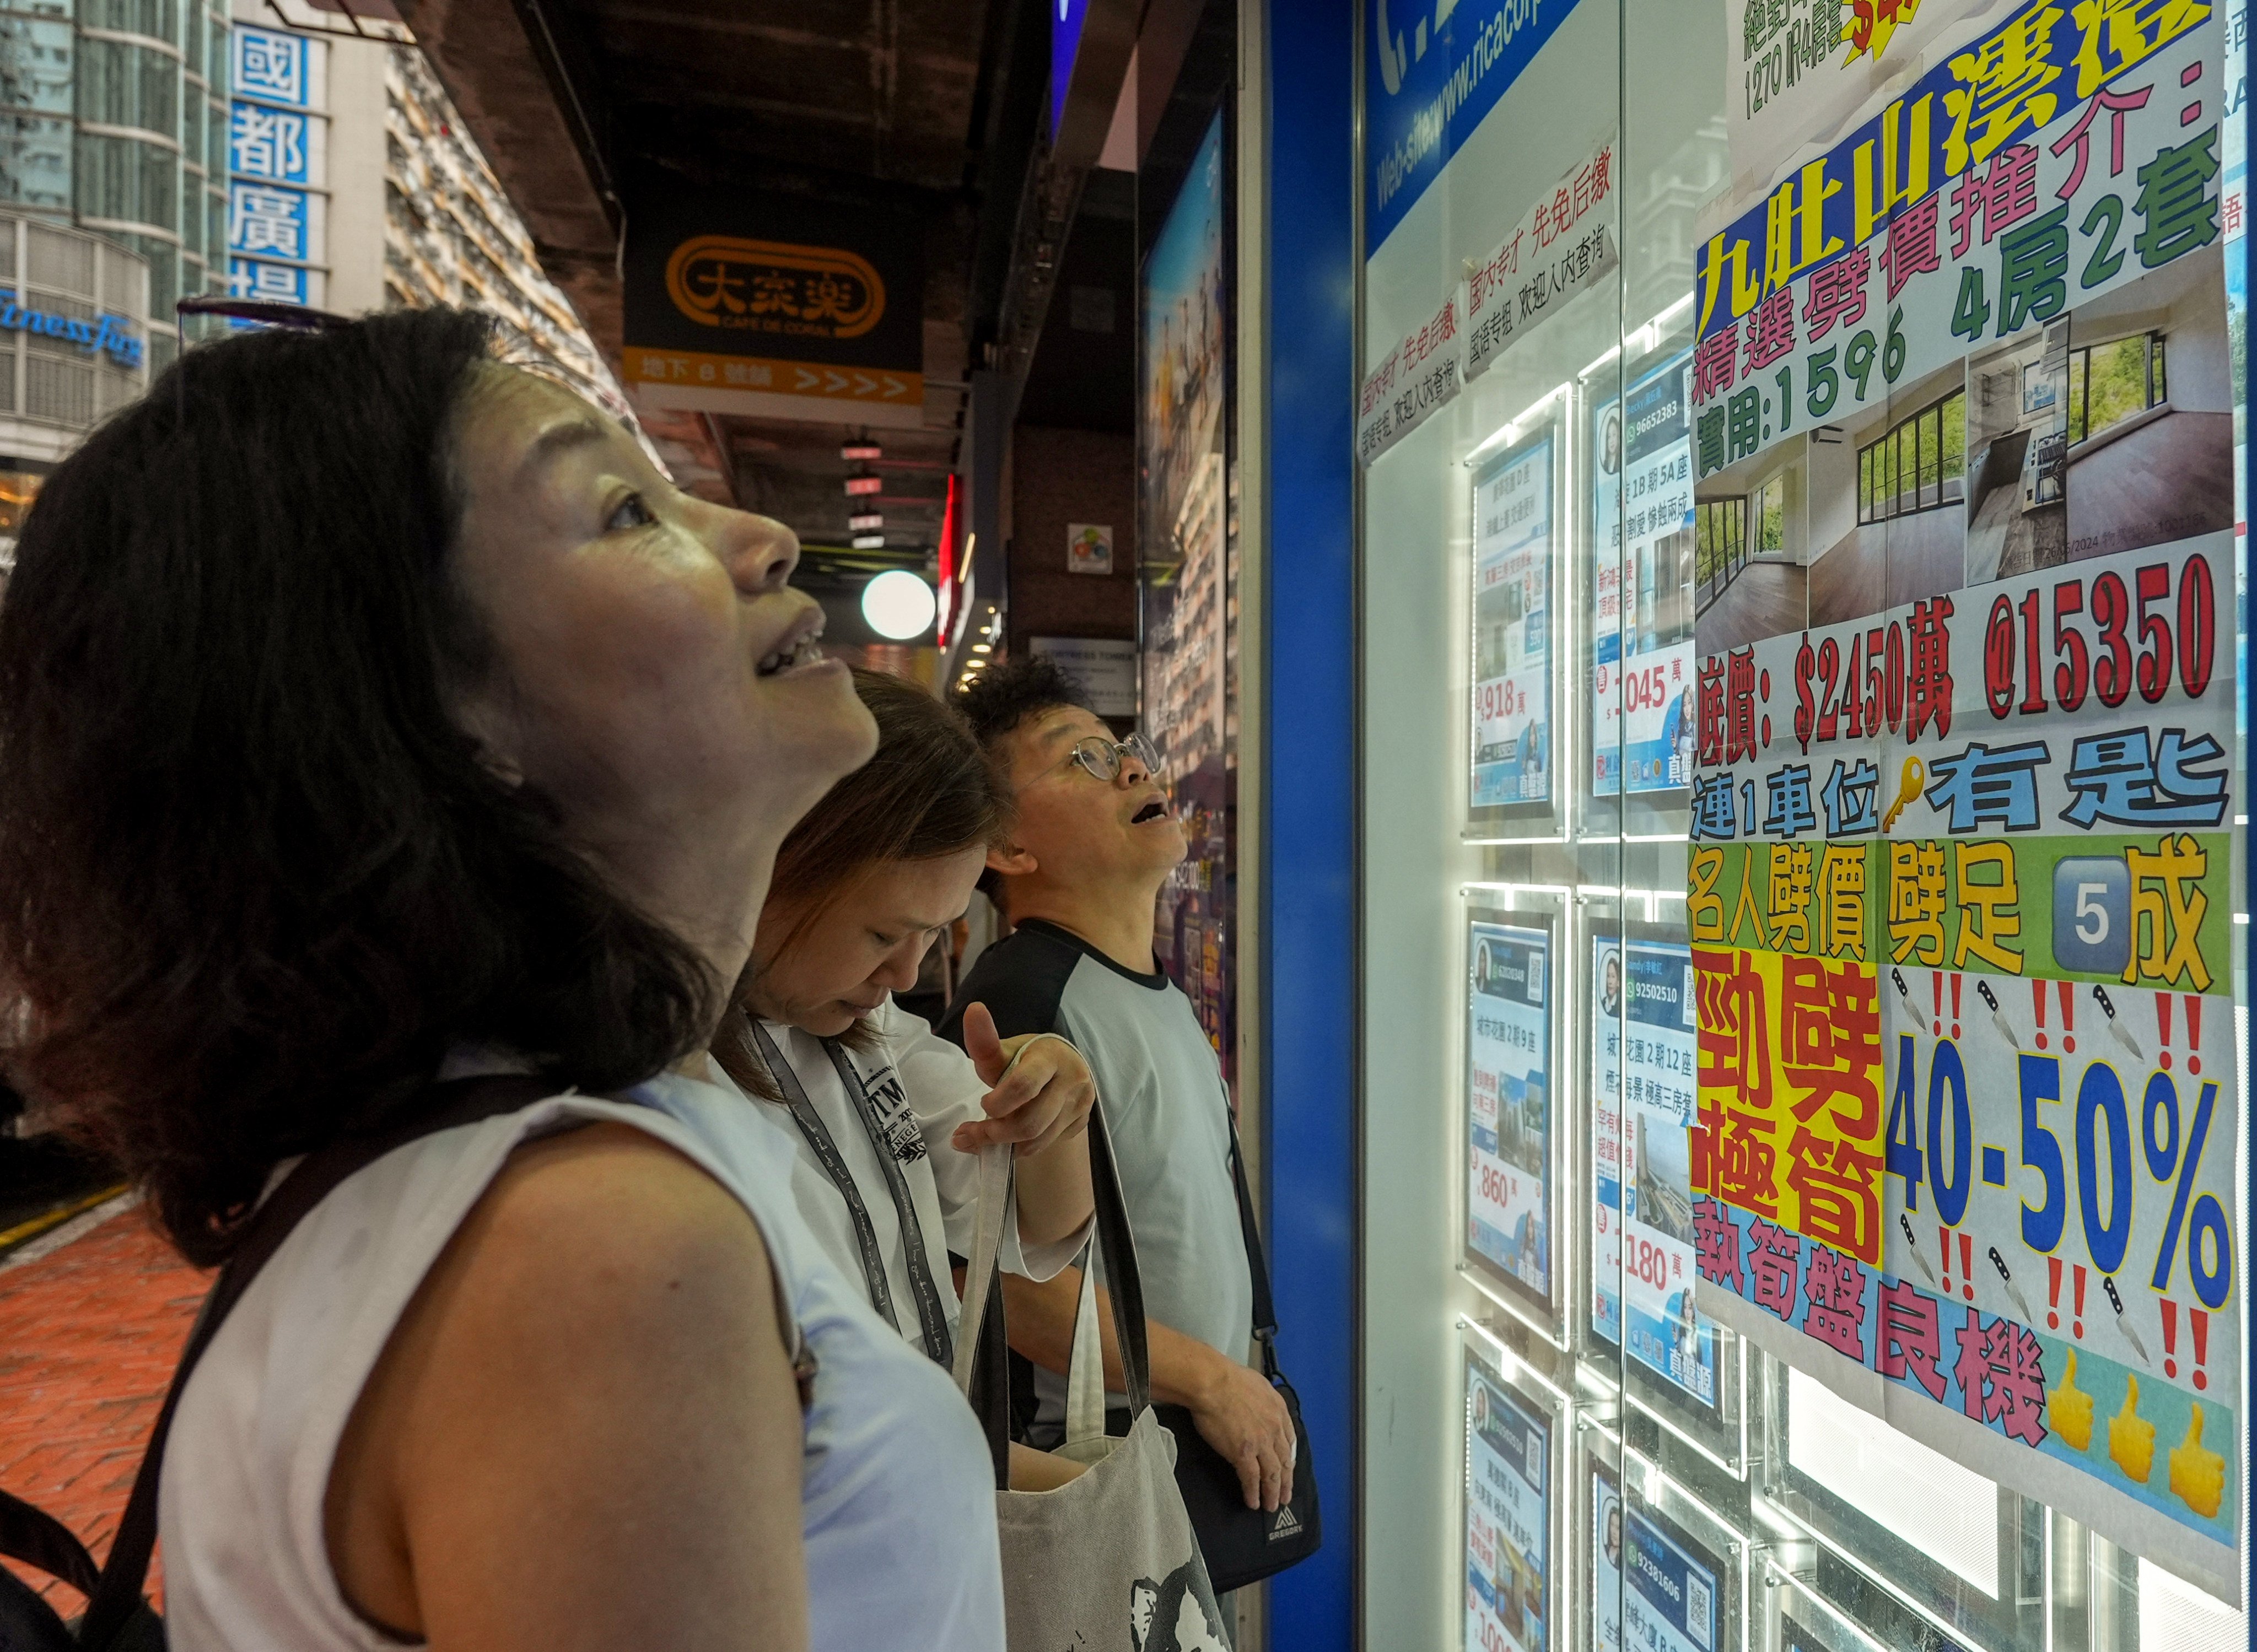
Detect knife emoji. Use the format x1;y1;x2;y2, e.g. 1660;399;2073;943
1899;1211;1940;1287
1975;979;2018;1049
2091;983;2142;1060
2103;1274;2153;1366
1891;968;1931;1034
1988;1247;2036;1324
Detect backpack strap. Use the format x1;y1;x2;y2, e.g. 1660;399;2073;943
0;1484;100;1599
73;1072;560;1648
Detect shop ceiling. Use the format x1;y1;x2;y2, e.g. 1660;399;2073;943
393;0;1163;627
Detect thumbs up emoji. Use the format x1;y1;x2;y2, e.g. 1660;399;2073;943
2046;1349;2094;1453
2168;1405;2226;1520
2109;1375;2156;1484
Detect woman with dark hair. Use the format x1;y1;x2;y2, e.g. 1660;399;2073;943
0;309;1012;1649
712;670;1096;1489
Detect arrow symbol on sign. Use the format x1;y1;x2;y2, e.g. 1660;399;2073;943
825;371;847;393
853;373;875;395
881;376;906;397
795;369;819;390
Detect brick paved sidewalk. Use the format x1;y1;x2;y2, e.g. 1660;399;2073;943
0;1203;207;1612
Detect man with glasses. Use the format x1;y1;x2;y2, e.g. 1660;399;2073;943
938;657;1295;1529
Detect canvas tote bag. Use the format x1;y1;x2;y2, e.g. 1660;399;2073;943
952;1098;1226;1652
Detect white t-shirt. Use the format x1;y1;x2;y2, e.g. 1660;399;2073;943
725;996;1088;1353
159;1052;1006;1652
940;921;1254;1430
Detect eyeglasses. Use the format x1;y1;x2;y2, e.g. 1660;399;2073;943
175;295;354;332
1064;731;1161;784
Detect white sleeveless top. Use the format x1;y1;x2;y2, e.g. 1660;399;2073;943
158;1056;1006;1652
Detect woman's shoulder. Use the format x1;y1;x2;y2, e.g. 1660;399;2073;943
460;1119;776;1289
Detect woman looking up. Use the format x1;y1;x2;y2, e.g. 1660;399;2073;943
0;311;1005;1651
712;671;1096;1488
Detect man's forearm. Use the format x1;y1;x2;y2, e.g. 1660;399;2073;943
999;1267;1229;1408
1010;1130;1094;1248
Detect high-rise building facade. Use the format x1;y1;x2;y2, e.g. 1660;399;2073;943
0;0;229;370
371;44;616;413
222;8;620;415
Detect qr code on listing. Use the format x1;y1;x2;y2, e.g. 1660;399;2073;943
1685;1573;1712;1648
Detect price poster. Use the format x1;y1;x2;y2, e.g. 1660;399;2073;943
1466;1357;1550;1652
1622;1504;1721;1652
1683;0;2243;1595
1473;430;1554;813
1469;918;1553;1305
1593;353;1698;795
1594;931;1721;1408
1592;1461;1624;1652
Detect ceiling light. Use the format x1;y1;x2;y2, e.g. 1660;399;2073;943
842;442;882;461
844;476;882;497
861;569;936;640
848;511;884;531
852;534;886;549
972;643;990;653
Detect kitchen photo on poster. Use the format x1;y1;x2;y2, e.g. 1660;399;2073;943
1466;1356;1550;1652
1473;430;1554;814
1592;351;1698;795
1469;918;1553;1306
1591;1460;1623;1652
1593;931;1720;1409
1622;1503;1721;1652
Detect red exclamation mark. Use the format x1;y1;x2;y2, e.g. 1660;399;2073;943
2032;980;2049;1049
1933;971;1944;1035
2162;1298;2179;1379
2047;1256;2062;1329
1950;974;1963;1040
1940;1224;1954;1298
2058;982;2075;1054
2157;993;2174;1070
1957;1233;1974;1301
2191;1309;2210;1391
2073;1265;2087;1340
2184;995;2201;1076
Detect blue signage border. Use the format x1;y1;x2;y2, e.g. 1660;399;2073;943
1366;0;1581;252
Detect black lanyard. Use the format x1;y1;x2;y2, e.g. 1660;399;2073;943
747;1019;956;1367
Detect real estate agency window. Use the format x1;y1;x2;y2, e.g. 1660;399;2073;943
1857;390;1965;522
2067;331;2166;444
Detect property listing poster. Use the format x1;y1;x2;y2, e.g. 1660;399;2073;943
1621;1504;1722;1652
1684;0;2243;1600
1139;112;1237;1078
1592;1461;1624;1652
1466;1356;1550;1652
1593;352;1699;795
1593;932;1721;1408
1469;920;1553;1304
1473;432;1554;811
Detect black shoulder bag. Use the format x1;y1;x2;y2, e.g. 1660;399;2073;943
0;1073;558;1651
1142;1102;1323;1592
